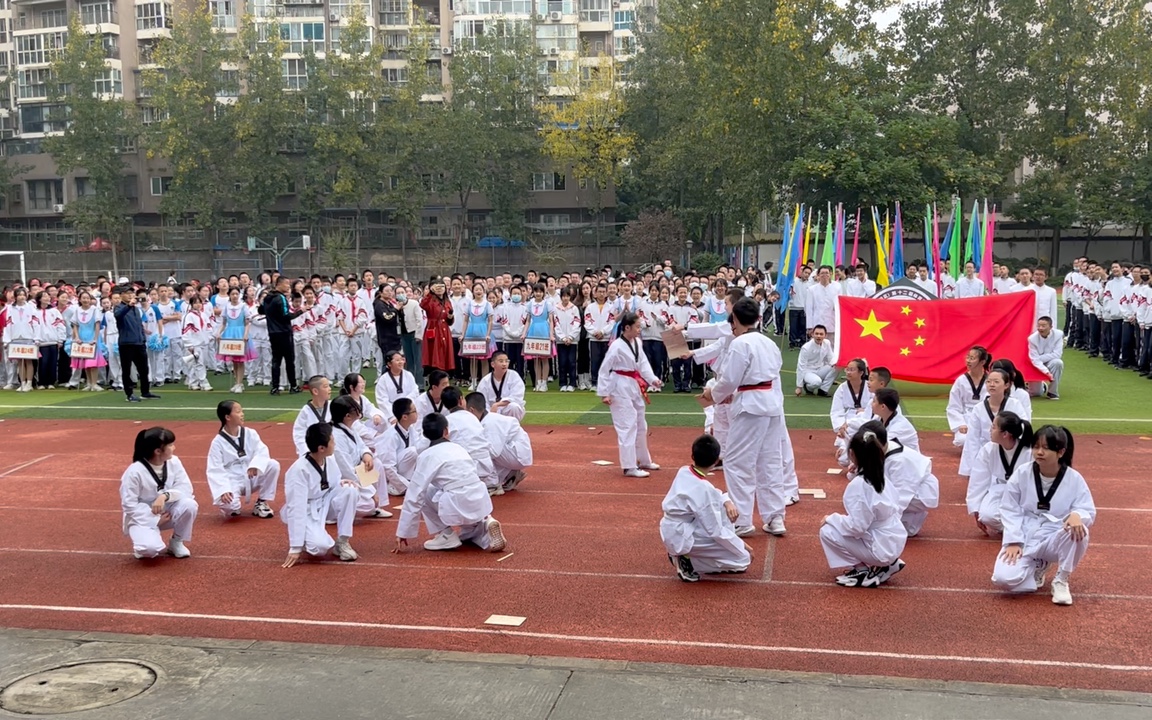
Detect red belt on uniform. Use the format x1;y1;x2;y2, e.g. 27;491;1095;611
737;380;774;391
615;370;650;404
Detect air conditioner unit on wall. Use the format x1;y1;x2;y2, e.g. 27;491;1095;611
548;47;559;55
536;13;546;21
549;11;562;21
441;46;452;55
329;13;340;21
52;204;65;213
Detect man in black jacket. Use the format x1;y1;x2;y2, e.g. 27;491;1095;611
113;287;160;403
262;275;304;395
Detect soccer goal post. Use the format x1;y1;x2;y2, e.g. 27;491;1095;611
0;251;26;286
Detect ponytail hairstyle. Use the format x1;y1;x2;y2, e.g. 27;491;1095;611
216;400;239;428
849;357;869;380
329;394;360;426
132;427;176;464
986;368;1013;395
995;411;1033;446
991;358;1026;390
616;310;640;339
970;345;992;371
340;373;363;396
849;420;888;493
1032;425;1075;468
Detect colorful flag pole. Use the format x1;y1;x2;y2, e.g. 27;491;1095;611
850;207;861;265
932;202;943;297
979;205;996;290
832;203;845;266
964;199;979;266
948;198;962;274
892;202;904;282
820;203;834;267
873;207;890;287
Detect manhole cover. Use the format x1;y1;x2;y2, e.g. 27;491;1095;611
0;660;157;715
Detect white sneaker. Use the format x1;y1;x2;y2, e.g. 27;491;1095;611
468;380;477;391
167;537;191;559
1;383;15;391
1051;578;1073;605
423;530;462;551
785;495;800;506
252;500;274;519
623;468;650;478
485;516;506;552
763;516;787;536
90;384;104;393
333;538;358;561
639;462;661;471
370;507;393;518
487;484;505;496
734;525;755;538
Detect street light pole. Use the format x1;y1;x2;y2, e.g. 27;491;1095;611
686;239;693;271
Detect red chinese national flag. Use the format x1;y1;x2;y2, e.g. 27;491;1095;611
834;293;1048;384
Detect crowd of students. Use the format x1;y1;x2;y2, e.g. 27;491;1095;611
2;259;1099;607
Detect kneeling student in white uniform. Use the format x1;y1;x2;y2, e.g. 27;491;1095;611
852;420;939;537
292;375;331;456
392;413;507;554
819;426;907;587
281;423;360;567
379;398;421;496
991;425;1094;605
795;324;837;396
329;395;392;518
960;368;1027;477
478;351;527;421
467;391;533;493
661;434;752;582
871;387;920;453
206;400;280;518
120;427;199;559
440;386;501;494
966;411;1033;536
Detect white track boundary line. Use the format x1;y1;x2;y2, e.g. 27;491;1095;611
2;547;1151;602
0;403;1149;423
0;603;1149;674
0;455;53;478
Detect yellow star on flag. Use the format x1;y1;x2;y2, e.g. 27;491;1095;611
915;336;925;346
855;310;891;341
900;305;912;315
900;347;911;356
915;317;926;328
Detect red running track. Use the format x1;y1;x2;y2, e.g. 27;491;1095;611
1;419;1151;692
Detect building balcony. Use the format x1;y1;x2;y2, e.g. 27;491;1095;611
14;13;69;31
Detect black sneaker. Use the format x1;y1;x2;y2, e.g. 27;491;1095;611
289;386;302;394
835;567;868;586
860;564;893;588
269;388;281;396
142;393;161;400
669;554;699;582
126;395;141;403
817;389;830;397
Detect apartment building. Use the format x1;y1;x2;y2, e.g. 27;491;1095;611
0;0;648;250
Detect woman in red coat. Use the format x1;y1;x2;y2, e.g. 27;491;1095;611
419;278;456;376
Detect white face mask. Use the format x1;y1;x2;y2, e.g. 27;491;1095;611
664;270;673;278
511;294;522;303
396;294;407;303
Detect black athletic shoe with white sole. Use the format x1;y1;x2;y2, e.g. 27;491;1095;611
835;567;868;586
669;554;699;582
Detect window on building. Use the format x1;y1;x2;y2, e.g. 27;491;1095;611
615;34;635;55
532;172;565;191
80;2;115;25
330;25;372;54
613;10;634;31
0;18;8;44
210;0;235;29
535;23;577;53
135;3;172;31
19;104;66;134
75;177;96;197
216;69;239;97
329;0;369;20
382;31;408;59
538;213;571;234
150;176;172;196
379;0;409;26
97;33;119;59
456;0;532;14
140;105;167;124
94;68;122;95
38;9;67;28
26;179;63;210
578;0;608;23
382;67;408;87
16;33;68;66
282;58;307;90
17;68;52;100
279;22;324;54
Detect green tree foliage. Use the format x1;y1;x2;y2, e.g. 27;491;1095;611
142;6;236;235
46;15;136;274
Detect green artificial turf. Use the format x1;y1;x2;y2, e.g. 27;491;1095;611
2;335;1150;434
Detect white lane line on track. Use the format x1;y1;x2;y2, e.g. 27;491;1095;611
0;455;54;478
1;604;1150;673
2;547;1151;602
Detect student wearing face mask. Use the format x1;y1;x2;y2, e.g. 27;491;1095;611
395;285;425;387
